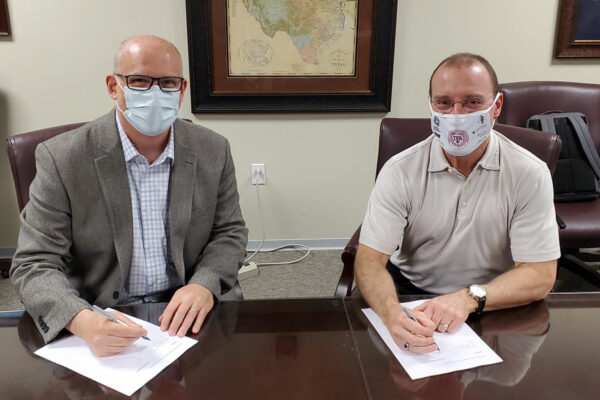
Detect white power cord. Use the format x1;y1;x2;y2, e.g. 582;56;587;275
244;184;310;267
252;244;311;266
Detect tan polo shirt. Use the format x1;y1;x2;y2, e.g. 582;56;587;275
359;130;560;294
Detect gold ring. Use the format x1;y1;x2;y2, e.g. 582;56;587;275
438;322;449;330
191;307;199;312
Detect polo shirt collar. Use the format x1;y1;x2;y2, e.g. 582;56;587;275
477;129;500;170
428;129;500;172
116;111;175;165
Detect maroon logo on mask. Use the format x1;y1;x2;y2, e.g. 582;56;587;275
448;130;469;148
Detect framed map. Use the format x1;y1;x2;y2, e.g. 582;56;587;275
186;0;398;112
555;0;600;58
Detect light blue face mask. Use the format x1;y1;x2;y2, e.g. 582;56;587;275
116;80;180;136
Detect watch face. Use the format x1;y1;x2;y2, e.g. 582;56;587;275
470;285;486;298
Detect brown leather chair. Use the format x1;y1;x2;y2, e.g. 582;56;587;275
7;123;86;211
499;81;600;287
6;122;244;299
2;123;86;278
335;118;563;297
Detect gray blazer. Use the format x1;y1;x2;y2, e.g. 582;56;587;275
10;111;248;342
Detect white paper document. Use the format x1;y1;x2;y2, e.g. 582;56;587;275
34;308;197;396
362;300;502;380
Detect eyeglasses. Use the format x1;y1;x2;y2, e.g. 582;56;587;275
115;73;184;92
430;94;496;113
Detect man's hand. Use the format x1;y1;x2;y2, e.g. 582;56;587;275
159;284;214;337
414;290;477;333
382;301;438;353
66;308;148;357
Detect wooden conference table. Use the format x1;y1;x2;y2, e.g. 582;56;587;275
1;293;599;399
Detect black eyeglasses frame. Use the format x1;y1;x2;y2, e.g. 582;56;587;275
114;73;184;92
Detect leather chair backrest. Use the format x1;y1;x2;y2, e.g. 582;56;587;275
498;81;600;154
377;119;431;175
377;118;562;177
6;123;86;211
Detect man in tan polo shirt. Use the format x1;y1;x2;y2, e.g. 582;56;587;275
355;53;560;353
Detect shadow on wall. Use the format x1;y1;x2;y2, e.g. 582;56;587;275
0;90;21;248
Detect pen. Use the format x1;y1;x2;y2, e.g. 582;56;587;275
400;304;439;351
400;304;419;323
92;305;150;341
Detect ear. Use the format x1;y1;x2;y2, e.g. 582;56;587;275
492;92;503;120
178;79;188;108
106;74;118;100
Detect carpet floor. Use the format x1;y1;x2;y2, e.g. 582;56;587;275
0;250;343;311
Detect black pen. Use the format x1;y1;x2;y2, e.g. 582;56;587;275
92;305;150;341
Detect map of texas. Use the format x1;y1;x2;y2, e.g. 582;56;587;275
243;0;355;65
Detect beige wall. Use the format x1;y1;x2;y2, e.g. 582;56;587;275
1;0;599;247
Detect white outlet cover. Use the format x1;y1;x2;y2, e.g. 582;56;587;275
251;164;265;185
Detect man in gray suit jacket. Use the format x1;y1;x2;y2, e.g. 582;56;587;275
10;35;248;356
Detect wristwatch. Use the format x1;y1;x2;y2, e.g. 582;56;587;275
468;284;487;314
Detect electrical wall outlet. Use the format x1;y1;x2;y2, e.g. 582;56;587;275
252;163;266;185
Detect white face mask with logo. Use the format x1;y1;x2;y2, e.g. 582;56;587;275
429;92;500;156
116;80;180;136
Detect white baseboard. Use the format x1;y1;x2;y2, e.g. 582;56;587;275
246;238;349;251
0;248;15;258
1;239;350;258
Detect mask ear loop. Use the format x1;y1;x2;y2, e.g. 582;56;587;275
115;101;126;115
489;92;501;128
114;77;128;115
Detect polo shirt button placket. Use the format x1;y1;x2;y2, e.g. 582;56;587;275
456;198;468;216
458;180;470;214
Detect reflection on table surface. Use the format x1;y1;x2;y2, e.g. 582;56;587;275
347;293;600;400
1;299;367;400
1;294;600;399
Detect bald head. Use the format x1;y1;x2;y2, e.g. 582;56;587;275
113;35;183;76
107;35;188;134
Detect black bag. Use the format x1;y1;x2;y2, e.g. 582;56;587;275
527;112;600;202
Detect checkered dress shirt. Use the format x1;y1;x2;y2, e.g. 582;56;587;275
116;114;182;303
